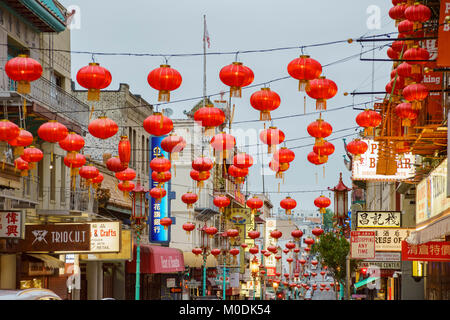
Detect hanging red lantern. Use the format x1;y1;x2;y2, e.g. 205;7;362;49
219;62;254;98
160;217;172;230
211;248;222;258
280;197;297;215
294;248;300;253
267;245;277;254
314;195;331;213
304;247;311;253
304;237;315;246
204;226;218;238
233;153;253;169
88;117;118;139
285;242;296;250
355;109;382;136
210;132;236;159
226;229;239;241
7;128;32;156
192;156;213;174
37;120;69;143
14;157;30;176
313;140;335;163
250;88;281;121
150;155;172;173
0;120;20;142
194;104;226;136
190;169;210;188
307;151;328;166
264;251;271;258
249;246;259;255
247;230;260;240
395;102;419;127
118;181;135;195
115;168;136;188
79;165;99;185
291;229;303;241
346;139;368;161
161;134;186;160
246;196;263;215
64;152;86;178
143;112;174;136
58;132;85;158
76;62;112;101
389;3;407;26
151;170;171;186
241;243;248;249
229;248;240;257
106;156;127;173
269;160;289;179
270;229;282;241
118;136;131;168
273;147;295;164
5;54;43;94
20;146;43;169
391;40;407;54
405;3;431;29
227;165;248;184
260;126;285;154
387;47;400;60
299;258;306;265
275;255;282;261
91;172;104;187
182;222;196;235
287;55;322;91
397;19;415;35
397;62;423;84
147;64;182;102
307;118;332;147
214;195;230;213
402;83;429;110
192;248;203;256
403;46;430;74
312;227;324;237
181;192;198;209
305;76;338;110
150;186;167;202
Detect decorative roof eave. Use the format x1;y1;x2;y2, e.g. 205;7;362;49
329;172;352;192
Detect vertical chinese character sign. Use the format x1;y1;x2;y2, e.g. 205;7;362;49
0;210;24;239
149;136;171;244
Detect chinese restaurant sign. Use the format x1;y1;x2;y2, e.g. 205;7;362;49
89;221;121;253
401;241;450;262
416;159;450;225
356;211;401;228
0;210;24;239
352;140;415;181
356;228;413;252
21;224;90;252
350;231;376;259
149;136;170;244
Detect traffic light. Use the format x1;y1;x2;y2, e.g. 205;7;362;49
360;267;367;276
183;266;190;280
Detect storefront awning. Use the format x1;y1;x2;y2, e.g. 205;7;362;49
27;254;65;269
126;245;184;274
183;252;218;268
354;277;379;289
406;214;450;245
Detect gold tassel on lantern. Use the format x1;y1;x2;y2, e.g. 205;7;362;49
158;90;170;102
204;127;215;136
159;112;164;129
23;98;27;119
412;101;422;110
299;80;309;92
260;111;271;121
316;99;326;111
89;104;95;121
87;88;100;101
17;80;31;95
230;86;241;98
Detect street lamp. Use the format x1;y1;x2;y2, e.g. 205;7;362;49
130;179;148;301
250;257;260;300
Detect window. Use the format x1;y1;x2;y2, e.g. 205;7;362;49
141;135;145;174
60;156;66;204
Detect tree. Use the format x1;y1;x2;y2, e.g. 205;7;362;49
311;231;359;300
322;208;334;231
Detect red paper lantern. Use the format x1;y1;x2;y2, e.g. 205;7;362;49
403;47;430;74
161;134;186;160
204;226;218;238
305;76;338;110
210;132;236;159
280;197;297;215
147;64;182;102
355;109;382;136
389;3;407;26
387;47;400;60
287;55;322;91
405;3;431;28
227;165;248;184
7;128;33;157
190;169;210;188
115;168;136;184
118;136;131;168
152;170;171;186
307;118;332;147
194;104;225;136
192;156;213;173
304;237;315;246
249;246;259;255
5;54;43;94
391;40;407;54
291;229;304;241
182;222;196;235
64;153;86;173
0;120;20;143
397;19;415;35
273;147;295;164
150;187;167;202
247;230;260;239
395;102;419;126
181;192;198;209
214;195;230;213
270;229;282;240
88;117;118;139
294;248;300;253
143;112;173;136
20;146;43;169
14;157;30;176
76;62;112;101
285;242;296;250
346;139;368;160
267;245;277;253
269;160;289;179
299;259;306;265
58;132;85;157
313;140;335;163
233;153;253;169
229;248;240;256
275;255;282;261
192;248;203;256
314;195;331;213
226;229;239;239
241;243;248;249
219;62;254;98
402;83;429;110
79;165;99;183
250;88;281;121
150;155;171;173
211;248;222;257
312;227;324;237
91;172;104;188
307;151;328;166
37;120;68;143
260;126;285;154
106;156;126;173
246;196;263;215
304;247;311;252
118;181;135;194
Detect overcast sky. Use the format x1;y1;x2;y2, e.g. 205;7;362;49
60;0;395;212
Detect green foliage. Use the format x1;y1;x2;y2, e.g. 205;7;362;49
322;208;334;231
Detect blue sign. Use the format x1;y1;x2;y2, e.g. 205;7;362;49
149;136;174;244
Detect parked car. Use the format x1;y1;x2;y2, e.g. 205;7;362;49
0;288;61;300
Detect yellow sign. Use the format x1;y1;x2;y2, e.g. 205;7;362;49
79;229;132;260
228;208;252;225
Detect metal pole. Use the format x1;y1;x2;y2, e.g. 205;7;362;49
203;254;206;296
346;254;351;300
135;230;140;300
253;276;256;300
203;14;207;107
223;265;226;300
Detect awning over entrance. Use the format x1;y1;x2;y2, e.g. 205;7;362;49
407;214;450;245
354;277;379;289
183;252;218;268
27;254;65;269
126;245;184;274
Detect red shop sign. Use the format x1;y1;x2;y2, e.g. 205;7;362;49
401;241;450;262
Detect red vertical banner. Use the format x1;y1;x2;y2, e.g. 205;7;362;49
437;0;450;67
401;241;450;261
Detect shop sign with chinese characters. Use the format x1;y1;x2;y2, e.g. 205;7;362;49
356;211;401;228
352;140;415;181
350;231;376;259
356;228;413;252
401;241;450;262
0;210;24;239
89;221;121;253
